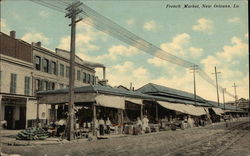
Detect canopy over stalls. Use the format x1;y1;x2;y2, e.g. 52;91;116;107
96;95;125;109
212;107;225;116
137;83;210;107
206;100;245;112
125;97;143;105
37;85;150;110
157;101;207;116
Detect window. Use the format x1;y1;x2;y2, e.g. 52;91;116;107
59;83;64;89
91;75;95;85
82;72;87;83
51;61;57;75
24;76;30;95
35;79;42;91
49;82;55;90
94;76;97;85
77;70;81;81
10;73;17;94
43;58;49;73
42;80;49;91
35;56;41;70
86;74;90;83
66;66;70;78
60;64;64;77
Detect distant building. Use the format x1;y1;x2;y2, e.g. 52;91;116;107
226;98;249;112
0;31;100;129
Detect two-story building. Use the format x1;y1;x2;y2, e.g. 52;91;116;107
0;31;102;129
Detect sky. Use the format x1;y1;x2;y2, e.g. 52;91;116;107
0;0;248;102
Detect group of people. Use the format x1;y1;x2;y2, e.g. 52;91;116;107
135;115;150;134
96;117;112;136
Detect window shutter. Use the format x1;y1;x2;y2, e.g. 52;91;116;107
48;61;52;74
12;74;17;94
41;58;44;72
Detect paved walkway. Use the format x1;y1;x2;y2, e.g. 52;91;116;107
0;117;248;147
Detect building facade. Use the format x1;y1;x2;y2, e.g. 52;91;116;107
0;31;97;129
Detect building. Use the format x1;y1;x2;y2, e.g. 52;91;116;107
226;98;249;112
0;31;102;129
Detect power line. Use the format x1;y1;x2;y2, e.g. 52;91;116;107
29;0;236;99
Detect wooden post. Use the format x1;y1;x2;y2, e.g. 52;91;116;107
51;105;56;122
121;109;124;133
140;104;143;119
92;103;97;136
65;1;83;141
36;102;40;127
0;95;3;121
156;102;158;123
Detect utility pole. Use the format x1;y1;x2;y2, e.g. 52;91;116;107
212;66;221;106
65;1;82;141
190;65;199;105
232;82;238;109
222;88;226;110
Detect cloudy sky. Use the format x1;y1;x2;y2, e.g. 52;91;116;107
1;0;248;102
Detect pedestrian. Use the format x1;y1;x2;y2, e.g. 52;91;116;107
187;115;194;128
142;115;150;133
136;117;142;134
106;117;112;134
99;118;105;136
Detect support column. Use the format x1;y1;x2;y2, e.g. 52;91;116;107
117;109;123;134
121;109;124;134
51;105;56;122
155;103;158;123
140;104;143;120
36;102;40;127
92;103;97;136
0;95;3;121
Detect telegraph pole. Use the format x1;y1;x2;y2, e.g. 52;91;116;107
222;88;226;110
190;65;199;105
232;82;238;109
212;66;221;106
65;1;82;141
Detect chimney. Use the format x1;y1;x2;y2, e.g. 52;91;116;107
36;42;41;47
10;30;16;38
103;67;106;80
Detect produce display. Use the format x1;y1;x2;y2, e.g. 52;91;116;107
16;127;49;140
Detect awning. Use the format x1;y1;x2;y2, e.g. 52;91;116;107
157;101;207;116
95;95;125;109
203;107;209;113
184;105;208;116
212;107;225;115
125;97;143;105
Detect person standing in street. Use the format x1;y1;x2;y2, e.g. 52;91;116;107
99;118;105;136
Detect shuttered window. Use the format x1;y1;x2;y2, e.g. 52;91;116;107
82;72;87;83
35;56;41;70
66;66;70;78
10;73;17;94
43;58;49;73
60;64;64;77
51;61;57;75
77;70;81;81
24;76;30;95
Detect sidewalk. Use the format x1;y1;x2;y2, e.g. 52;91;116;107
0;117;248;146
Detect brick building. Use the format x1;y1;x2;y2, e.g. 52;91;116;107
0;31;100;129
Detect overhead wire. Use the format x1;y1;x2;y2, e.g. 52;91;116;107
30;0;235;99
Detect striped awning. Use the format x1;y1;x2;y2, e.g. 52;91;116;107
157;101;207;116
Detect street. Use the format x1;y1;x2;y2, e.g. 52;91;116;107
1;118;249;156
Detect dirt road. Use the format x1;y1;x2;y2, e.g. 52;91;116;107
1;119;249;156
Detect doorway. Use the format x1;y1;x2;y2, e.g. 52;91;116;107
4;106;14;129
